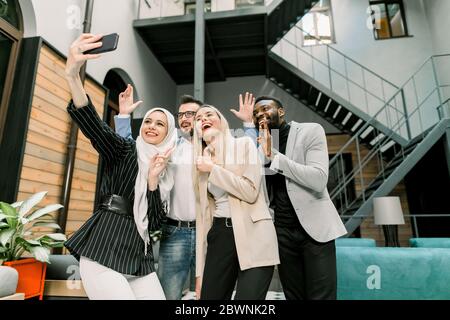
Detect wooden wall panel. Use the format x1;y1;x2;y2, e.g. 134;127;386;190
327;134;413;247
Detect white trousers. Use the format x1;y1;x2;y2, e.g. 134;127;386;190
79;256;166;300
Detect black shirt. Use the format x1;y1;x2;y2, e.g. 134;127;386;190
266;122;301;228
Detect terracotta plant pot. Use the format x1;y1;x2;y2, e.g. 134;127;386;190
3;258;47;300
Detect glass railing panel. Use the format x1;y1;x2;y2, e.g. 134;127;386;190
137;0;268;20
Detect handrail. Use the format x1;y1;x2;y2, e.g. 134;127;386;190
329;65;449;215
295;24;399;90
329;54;450;167
276;24;407;136
281;33;399;112
329;95;438;200
437;98;450;120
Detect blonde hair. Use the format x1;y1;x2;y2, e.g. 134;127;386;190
192;105;236;202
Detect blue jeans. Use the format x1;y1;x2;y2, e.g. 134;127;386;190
156;223;196;300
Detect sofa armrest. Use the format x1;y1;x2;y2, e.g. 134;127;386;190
409;238;450;248
335;238;376;247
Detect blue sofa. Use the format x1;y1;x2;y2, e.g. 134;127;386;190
409;238;450;248
337;246;450;300
335;238;376;248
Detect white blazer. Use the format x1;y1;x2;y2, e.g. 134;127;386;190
267;121;348;242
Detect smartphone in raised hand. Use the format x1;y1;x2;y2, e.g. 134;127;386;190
85;33;119;54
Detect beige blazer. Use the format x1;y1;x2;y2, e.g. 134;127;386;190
195;136;280;277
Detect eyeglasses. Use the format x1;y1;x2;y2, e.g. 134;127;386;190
177;111;197;119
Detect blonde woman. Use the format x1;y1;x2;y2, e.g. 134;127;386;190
193;104;279;300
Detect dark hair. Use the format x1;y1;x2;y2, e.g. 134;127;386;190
255;96;283;109
179;94;203;107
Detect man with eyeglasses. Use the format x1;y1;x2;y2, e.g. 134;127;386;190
114;85;201;300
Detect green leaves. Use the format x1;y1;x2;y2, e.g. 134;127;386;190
0;202;18;229
0;202;17;217
18;191;47;218
10;201;23;209
30;246;51;263
27;204;63;222
0;228;15;247
30;221;61;230
37;233;67;249
0;192;66;263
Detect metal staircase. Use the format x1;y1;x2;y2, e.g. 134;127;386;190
261;1;450;234
268;22;412;158
266;0;318;46
327;54;450;235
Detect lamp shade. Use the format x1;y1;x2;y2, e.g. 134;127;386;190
373;196;405;225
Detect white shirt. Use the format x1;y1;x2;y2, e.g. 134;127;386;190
169;136;196;221
207;182;231;218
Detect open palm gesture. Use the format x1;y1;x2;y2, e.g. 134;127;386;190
119;84;143;115
230;92;255;123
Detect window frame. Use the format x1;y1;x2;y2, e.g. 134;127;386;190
300;0;336;47
0;0;23;142
369;0;410;40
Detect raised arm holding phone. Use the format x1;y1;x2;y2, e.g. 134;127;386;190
63;33;176;300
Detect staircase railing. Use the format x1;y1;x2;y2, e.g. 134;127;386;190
328;54;450;219
272;23;408;135
438;98;450;120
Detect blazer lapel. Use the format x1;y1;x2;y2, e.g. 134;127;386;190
285;121;300;158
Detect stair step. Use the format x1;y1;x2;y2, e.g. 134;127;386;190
341;112;353;125
364;178;384;193
298;81;311;100
324;100;339;116
369;133;386;146
335;108;350;124
320;98;332;113
388;155;406;168
307;87;320;106
404;141;420;154
342;114;359;130
344;200;365;215
381;140;396;152
351;119;364;132
317;93;331;110
332;105;343;119
359;126;375;139
383;165;397;177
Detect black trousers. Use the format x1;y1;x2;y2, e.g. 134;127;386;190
201;218;274;300
275;224;337;300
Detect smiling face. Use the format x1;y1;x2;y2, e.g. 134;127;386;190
253;100;285;130
194;107;222;142
140;110;168;145
178;102;200;136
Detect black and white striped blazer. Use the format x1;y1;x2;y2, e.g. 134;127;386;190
64;98;166;276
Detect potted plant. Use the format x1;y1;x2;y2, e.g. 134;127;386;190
0;191;67;300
